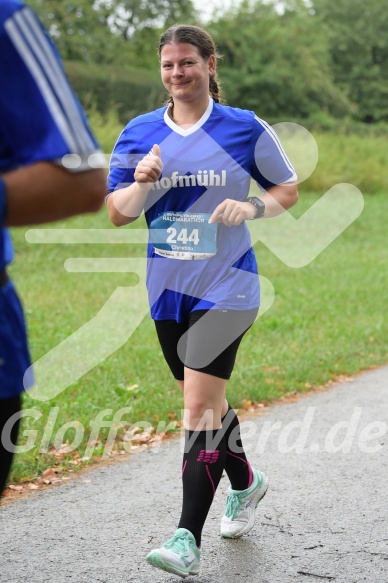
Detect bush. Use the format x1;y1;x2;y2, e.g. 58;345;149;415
64;60;166;124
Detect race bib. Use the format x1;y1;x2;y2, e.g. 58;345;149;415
150;212;217;260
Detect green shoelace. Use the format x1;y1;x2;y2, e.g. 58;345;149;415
224;492;244;520
164;532;192;557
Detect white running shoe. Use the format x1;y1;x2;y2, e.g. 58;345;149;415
220;468;269;538
146;528;200;578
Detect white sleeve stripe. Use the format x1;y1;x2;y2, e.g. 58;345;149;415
254;115;297;178
5;8;95;154
16;8;95;153
22;9;96;153
281;175;298;184
14;11;83;152
5;15;79;153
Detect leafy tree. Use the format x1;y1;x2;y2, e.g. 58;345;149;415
209;0;349;121
118;0;199;70
108;0;196;41
27;0;120;63
27;0;197;64
311;0;388;123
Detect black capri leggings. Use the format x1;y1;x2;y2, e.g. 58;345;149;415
154;308;258;381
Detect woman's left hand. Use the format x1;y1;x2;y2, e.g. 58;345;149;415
208;199;256;226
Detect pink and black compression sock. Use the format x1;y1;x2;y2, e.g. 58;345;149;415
221;403;253;491
178;428;226;547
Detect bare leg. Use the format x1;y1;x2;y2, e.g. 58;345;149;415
176;375;229;422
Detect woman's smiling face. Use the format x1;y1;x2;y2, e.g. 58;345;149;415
160;43;216;105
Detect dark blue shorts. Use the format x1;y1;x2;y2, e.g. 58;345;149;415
154;308;258;380
0;280;33;399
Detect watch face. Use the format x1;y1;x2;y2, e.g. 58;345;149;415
250;197;265;218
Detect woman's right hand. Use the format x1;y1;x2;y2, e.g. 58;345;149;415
134;144;163;184
108;143;162;226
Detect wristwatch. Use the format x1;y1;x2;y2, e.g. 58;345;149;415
244;196;266;219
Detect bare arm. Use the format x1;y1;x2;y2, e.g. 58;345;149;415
209;182;299;226
107;181;153;227
256;182;299;217
2;162;107;226
107;144;163;227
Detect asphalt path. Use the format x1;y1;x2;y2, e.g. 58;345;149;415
1;366;387;583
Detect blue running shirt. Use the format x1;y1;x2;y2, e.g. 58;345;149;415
108;98;296;322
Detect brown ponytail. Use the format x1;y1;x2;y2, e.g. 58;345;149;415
209;74;222;104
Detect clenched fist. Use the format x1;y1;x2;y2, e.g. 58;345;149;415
134;143;163;184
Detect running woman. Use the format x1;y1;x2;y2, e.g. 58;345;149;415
0;0;106;496
107;24;298;578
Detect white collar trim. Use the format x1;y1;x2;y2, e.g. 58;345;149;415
163;97;214;136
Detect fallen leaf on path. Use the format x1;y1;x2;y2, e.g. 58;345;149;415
8;485;23;492
42;468;58;478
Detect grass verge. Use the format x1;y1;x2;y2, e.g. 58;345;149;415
6;190;387;486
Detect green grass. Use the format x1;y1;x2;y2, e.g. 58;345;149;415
303;132;388;194
7;190;388;483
